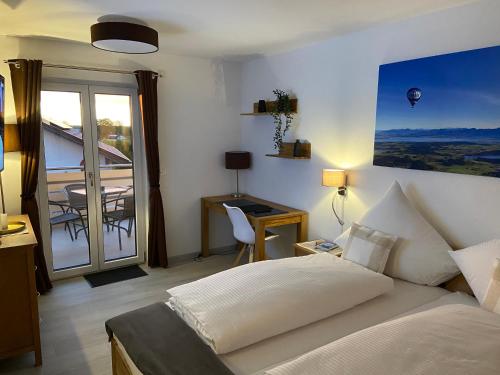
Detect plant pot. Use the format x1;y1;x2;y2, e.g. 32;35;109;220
278;143;294;157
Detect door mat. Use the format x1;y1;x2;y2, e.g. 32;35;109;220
84;265;148;288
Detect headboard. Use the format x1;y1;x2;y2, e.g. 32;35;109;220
442;273;474;296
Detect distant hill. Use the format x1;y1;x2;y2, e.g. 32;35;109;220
376;127;500;139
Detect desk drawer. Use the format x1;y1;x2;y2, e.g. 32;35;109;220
262;216;302;227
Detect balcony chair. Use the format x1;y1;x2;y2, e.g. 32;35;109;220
48;199;80;241
64;183;89;244
102;196;135;251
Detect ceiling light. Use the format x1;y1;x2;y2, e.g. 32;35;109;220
91;21;158;54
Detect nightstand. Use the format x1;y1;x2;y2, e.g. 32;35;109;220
294;239;342;257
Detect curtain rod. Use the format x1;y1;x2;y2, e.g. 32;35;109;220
4;59;162;78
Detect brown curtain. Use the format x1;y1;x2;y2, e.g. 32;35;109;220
10;59;52;293
135;70;168;267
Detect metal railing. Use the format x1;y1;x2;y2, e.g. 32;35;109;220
45;165;134;196
46;163;133;171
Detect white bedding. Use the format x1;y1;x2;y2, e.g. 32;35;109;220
265;304;500;375
167;254;393;354
116;280;461;375
222;280;454;375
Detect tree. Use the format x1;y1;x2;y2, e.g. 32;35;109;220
97;118;115;140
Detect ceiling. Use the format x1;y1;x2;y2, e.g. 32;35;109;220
0;0;477;58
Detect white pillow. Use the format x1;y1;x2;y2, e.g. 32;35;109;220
335;181;458;286
341;222;397;273
449;240;500;304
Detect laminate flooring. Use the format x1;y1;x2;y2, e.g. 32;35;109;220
0;254;234;375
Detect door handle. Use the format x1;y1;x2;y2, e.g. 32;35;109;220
88;172;94;187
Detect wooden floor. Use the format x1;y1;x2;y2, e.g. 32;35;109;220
0;254;234;375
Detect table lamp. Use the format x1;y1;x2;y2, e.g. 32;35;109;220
225;151;251;198
322;169;347;226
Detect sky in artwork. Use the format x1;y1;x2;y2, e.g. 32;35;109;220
375;45;500;131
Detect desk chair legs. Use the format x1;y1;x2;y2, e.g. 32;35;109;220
232;244;255;267
232;244;246;267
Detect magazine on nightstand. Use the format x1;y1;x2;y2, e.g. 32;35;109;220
315;242;339;252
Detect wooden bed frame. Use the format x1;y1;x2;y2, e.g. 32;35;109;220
111;337;134;375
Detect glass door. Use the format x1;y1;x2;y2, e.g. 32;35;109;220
39;82;145;279
90;86;145;270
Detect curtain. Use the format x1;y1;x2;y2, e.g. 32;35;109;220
135;70;168;267
10;59;52;293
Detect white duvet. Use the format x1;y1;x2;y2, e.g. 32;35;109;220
266;304;500;375
167;253;393;354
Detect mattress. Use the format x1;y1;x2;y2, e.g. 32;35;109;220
115;279;470;375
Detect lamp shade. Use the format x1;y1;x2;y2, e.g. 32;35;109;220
322;169;345;187
91;21;159;54
225;151;251;170
5;123;21;152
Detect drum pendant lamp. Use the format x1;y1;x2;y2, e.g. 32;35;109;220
91;21;159;54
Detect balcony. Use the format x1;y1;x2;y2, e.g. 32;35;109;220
46;165;137;271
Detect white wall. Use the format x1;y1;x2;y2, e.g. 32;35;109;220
240;0;500;257
43;130;109;169
0;36;241;259
43;130;85;168
3;0;499;263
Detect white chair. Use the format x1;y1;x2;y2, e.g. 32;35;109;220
223;203;279;267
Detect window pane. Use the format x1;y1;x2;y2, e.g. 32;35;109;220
95;94;137;261
41;91;91;271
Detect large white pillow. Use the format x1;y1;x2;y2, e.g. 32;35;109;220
335;181;458;286
449;240;500;304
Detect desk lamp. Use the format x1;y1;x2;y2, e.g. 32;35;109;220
225;151;251;198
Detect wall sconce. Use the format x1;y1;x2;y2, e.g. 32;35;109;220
322;169;347;226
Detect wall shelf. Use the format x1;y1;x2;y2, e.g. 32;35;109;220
266;142;311;160
240;98;298;116
240;112;273;116
265;154;310;159
241;97;309;160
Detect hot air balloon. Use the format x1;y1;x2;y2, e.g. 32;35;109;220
407;88;422;107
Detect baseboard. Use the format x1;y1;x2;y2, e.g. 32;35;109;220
209;244;239;255
167;244;238;266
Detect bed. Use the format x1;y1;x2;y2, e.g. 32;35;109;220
107;181;488;375
109;279;476;375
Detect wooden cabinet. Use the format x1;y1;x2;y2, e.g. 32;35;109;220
0;215;41;366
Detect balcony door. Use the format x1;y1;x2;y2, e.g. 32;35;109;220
38;82;146;280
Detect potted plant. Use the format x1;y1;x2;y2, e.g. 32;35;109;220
270;89;294;150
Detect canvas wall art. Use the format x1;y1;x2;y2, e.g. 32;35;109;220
374;45;500;178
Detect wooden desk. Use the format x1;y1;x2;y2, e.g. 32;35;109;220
201;195;308;261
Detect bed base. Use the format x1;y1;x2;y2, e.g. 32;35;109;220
111;337;134;375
